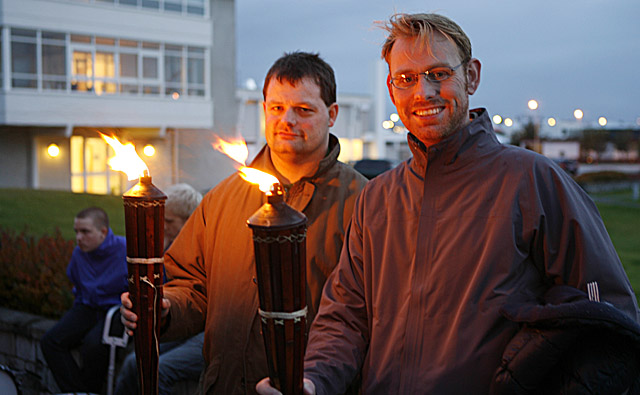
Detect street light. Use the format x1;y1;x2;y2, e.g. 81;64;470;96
598;116;607;127
492;114;503;124
528;99;540;153
547;117;556;127
574;109;584;120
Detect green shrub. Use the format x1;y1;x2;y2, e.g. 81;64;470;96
574;171;632;184
0;227;74;319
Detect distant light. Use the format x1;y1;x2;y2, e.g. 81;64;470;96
492;115;503;124
244;78;258;90
574;109;584;120
504;118;514;127
547;117;556;127
143;144;156;157
390;113;400;122
598;116;607;126
171;92;180;100
527;99;538;111
393;125;405;134
382;120;394;129
47;143;60;158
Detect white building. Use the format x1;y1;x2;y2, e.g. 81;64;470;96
0;0;237;193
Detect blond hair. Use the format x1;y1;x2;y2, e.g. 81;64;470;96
379;13;472;65
165;183;203;221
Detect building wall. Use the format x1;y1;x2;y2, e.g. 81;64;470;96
35;135;71;190
0;0;238;194
0;127;31;188
541;140;580;160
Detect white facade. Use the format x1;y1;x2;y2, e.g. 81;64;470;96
0;0;237;193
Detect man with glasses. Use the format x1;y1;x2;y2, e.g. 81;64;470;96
257;12;640;395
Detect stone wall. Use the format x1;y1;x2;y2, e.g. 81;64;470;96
0;307;57;394
0;307;198;394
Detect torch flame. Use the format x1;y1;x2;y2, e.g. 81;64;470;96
212;136;279;193
212;136;249;165
238;166;279;193
100;133;149;180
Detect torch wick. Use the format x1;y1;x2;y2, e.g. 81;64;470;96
267;183;284;204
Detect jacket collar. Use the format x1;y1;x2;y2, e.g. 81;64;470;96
407;108;497;176
86;228;116;259
250;133;340;185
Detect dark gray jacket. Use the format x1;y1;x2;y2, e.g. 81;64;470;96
491;285;640;394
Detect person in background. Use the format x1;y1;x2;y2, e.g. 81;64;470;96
258;12;640;395
115;183;203;395
41;206;127;393
162;183;204;251
120;51;368;394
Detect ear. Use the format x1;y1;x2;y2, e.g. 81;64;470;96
327;103;339;128
466;58;481;95
100;226;108;238
386;74;397;105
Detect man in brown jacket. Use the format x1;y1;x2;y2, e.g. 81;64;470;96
120;51;367;394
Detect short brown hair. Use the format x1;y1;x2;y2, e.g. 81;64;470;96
380;13;472;66
76;206;109;230
262;51;336;107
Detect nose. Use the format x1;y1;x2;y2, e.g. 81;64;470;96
413;75;438;100
282;108;297;126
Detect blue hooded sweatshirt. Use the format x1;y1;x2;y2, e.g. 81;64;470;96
66;228;128;308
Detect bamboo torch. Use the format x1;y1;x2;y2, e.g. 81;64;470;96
102;134;166;395
248;183;307;395
210;136;308;394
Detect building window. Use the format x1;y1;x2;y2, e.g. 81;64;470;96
72;50;93;92
71;136;123;195
95;50;116;95
11;29;37;88
0;30;3;89
5;27;206;98
186;0;205;15
187;46;205;96
142;41;161;95
119;39;139;94
42;31;66;90
142;0;160;10
164;44;183;96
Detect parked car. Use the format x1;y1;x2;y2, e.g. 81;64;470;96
552;158;579;176
353;159;398;179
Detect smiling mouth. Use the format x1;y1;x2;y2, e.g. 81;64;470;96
414;107;443;116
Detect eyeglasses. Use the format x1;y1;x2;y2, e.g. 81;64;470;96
390;62;464;89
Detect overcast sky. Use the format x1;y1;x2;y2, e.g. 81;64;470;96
236;0;640;126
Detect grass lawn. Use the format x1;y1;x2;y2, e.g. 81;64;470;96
592;190;640;301
0;188;125;239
